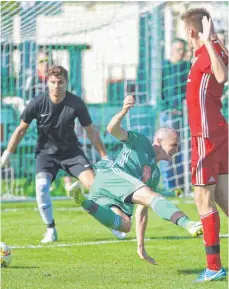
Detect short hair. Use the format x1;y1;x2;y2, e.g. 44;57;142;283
181;8;211;33
172;38;187;50
154;127;179;142
48;65;68;82
172;38;186;46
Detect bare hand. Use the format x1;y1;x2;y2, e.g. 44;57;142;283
198;16;214;43
137;247;158;265
122;95;135;114
174;188;183;198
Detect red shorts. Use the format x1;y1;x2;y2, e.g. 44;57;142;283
191;125;228;186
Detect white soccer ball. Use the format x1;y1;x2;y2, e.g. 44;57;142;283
0;242;12;267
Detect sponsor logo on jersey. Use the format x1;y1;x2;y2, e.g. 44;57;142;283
208;176;216;183
142;165;151;182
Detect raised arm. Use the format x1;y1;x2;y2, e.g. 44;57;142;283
107;95;135;141
211;33;228;57
84;124;107;159
135;204;157;265
199;16;228;84
0;120;30;167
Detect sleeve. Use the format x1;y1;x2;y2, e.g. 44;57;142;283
76;98;92;127
20;99;37;124
197;42;228;74
121;131;147;149
214;40;228;66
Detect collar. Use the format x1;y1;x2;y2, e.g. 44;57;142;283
195;44;206;57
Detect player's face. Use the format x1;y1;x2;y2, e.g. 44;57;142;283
37;53;50;76
48;75;67;98
172;42;185;62
160;136;179;161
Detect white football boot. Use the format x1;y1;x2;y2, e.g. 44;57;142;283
186;221;203;237
41;228;58;244
111;229;127;240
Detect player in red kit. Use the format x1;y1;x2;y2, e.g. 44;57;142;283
181;8;228;282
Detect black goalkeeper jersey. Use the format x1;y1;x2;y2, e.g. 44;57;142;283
20;91;92;158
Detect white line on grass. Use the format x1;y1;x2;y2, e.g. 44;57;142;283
1;200;193;213
2;207;83;212
11;234;229;249
11;239;139;249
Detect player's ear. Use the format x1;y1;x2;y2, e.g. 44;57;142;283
189;28;195;39
157;138;162;146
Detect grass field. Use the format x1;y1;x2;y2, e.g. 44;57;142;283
1;199;228;289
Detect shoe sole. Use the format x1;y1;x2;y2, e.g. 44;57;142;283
68;182;85;204
195;275;226;283
68;182;81;202
191;227;203;237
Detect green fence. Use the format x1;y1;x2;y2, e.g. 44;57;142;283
1;1;228;198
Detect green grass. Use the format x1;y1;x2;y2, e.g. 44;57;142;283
1;200;228;289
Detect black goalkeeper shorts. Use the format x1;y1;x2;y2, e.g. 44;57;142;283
36;150;93;181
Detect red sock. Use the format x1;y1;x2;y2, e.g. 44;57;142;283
201;210;221;271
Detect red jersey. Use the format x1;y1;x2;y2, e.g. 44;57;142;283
186;41;228;137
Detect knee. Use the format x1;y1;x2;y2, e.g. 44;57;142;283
36;173;51;200
122;221;132;233
121;214;132;233
79;171;94;190
194;188;213;209
83;180;93;191
36;182;50;197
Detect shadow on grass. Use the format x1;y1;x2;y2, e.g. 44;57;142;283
177;267;228;275
177;269;203;275
146;236;195;240
77;236;197;242
7;266;39;269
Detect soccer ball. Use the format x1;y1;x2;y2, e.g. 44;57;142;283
0;242;12;267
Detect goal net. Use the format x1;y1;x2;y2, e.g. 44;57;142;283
1;1;228;199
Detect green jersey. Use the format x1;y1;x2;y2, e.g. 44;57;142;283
95;131;161;191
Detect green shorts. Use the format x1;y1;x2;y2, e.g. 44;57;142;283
88;168;145;216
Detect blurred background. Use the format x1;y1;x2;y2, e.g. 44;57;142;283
1;1;228;200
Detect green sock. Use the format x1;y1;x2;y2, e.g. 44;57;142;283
150;196;190;228
81;199;122;230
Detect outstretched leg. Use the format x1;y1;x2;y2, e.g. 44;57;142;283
132;186;202;236
69;181;202;237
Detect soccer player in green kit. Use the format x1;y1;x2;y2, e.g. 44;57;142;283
69;95;202;264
